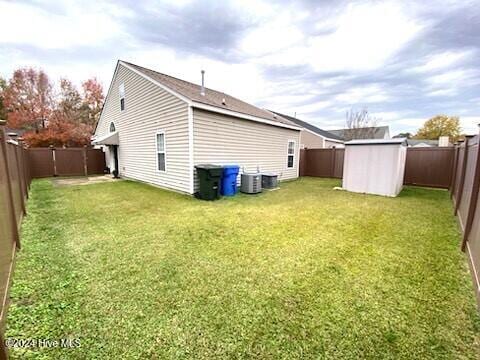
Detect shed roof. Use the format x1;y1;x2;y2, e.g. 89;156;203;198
345;138;406;146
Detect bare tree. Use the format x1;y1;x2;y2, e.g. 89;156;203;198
344;108;380;140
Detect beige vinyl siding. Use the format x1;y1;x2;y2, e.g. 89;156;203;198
193;109;300;191
299;130;344;149
300;130;325;149
95;64;190;193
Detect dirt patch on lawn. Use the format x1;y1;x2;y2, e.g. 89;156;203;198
52;175;121;187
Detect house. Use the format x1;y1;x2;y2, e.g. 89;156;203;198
329;126;390;141
93;60;301;194
270;111;344;149
406;136;452;147
406;139;439;147
5;128;26;140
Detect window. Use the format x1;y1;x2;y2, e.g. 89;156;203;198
119;83;125;111
156;132;166;172
109;122;116;132
287;140;295;168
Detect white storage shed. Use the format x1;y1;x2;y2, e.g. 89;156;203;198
342;138;407;197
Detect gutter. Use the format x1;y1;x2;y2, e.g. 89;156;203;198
191;102;302;131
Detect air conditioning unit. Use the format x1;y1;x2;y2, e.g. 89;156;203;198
240;173;262;194
262;173;278;189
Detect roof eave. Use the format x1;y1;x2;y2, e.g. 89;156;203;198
120;61;300;132
191;102;302;131
303;128;344;143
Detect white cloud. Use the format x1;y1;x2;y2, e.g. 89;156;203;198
289;101;334;116
306;2;422;72
240;14;304;56
335;84;390;104
424;68;480;99
250;1;423;74
427;88;458;97
0;1;123;49
427;69;476;85
0;0;478;137
127;47;269;105
411;50;474;73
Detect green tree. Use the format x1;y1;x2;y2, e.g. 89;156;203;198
415;115;460;141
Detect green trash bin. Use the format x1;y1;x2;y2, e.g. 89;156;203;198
195;164;223;200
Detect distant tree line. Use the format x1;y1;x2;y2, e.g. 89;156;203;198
345;108;463;141
392;115;462;141
0;68;104;147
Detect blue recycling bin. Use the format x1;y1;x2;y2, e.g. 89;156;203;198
221;165;240;196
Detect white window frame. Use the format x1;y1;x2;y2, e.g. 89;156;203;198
286;140;296;169
155;130;167;173
109;122;116;132
119;83;125;112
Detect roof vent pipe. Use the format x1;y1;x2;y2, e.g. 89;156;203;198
200;70;205;96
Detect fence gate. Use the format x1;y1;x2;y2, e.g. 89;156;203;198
27;147;106;178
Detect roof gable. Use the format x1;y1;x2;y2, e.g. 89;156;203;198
120;61;294;127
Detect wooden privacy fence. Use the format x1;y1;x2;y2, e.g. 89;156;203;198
28;147;105;178
299;148;344;178
0;121;31;358
404;147;455;188
450;134;480;305
300;147;455;189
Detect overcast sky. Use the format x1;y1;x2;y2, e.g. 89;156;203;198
0;0;479;135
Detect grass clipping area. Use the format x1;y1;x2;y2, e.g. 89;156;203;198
6;178;480;359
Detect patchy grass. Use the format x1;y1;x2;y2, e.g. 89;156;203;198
6;177;480;359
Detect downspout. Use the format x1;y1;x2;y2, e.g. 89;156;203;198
188;106;194;194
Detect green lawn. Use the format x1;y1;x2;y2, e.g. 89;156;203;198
6;178;480;359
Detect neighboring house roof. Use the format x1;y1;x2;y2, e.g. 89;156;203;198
406;139;439;147
5;128;27;139
329;126;390;140
269;111;344;142
119;61;297;129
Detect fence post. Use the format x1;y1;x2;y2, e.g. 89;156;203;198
0;333;8;360
450;144;459;198
454;138;470;215
83;146;88;176
18;138;29;198
461;130;480;251
51;146;57;176
0;121;20;249
331;147;336;177
12;142;26;216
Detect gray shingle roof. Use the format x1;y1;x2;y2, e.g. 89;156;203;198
121;61;293;126
328;126;390;140
270;111;344;141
